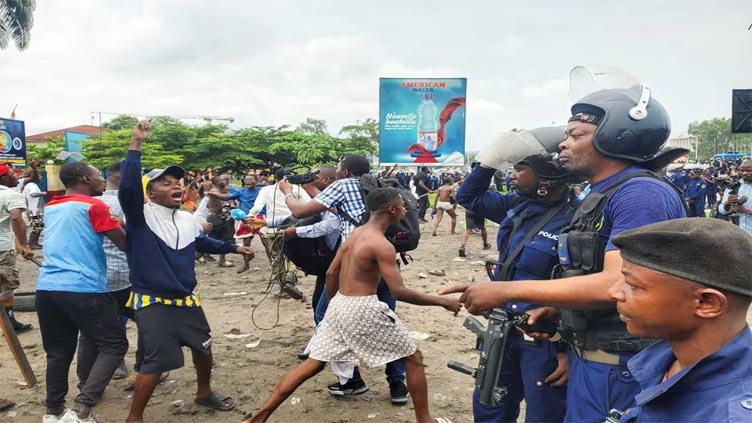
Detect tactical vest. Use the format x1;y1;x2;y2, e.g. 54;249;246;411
555;170;685;352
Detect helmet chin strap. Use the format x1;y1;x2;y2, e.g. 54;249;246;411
537;180;551;197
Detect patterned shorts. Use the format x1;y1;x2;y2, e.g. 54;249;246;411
309;294;417;368
29;214;44;234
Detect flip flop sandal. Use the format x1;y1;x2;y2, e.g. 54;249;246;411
0;399;15;412
194;391;235;411
13;323;32;334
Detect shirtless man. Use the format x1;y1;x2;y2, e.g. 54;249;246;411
244;187;460;423
206;175;236;266
431;176;457;236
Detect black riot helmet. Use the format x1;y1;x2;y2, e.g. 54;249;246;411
570;86;671;163
517;126;569;181
515;126;570;197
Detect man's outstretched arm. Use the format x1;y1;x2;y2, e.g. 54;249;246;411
440;250;623;315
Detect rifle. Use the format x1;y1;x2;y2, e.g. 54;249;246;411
447;260;557;406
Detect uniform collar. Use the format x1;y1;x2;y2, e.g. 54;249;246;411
629;327;752;406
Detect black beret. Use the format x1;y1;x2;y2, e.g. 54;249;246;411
612;218;752;297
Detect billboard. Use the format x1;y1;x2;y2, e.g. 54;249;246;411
0;118;27;166
379;78;466;166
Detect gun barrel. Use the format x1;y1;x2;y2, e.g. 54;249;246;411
447;360;476;376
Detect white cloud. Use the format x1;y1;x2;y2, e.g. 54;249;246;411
1;0;750;160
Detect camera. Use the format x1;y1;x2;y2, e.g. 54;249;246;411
286;169;319;185
717;174;741;193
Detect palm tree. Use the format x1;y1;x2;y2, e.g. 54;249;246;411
0;0;36;50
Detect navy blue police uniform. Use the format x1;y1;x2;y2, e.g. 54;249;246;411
457;165;575;423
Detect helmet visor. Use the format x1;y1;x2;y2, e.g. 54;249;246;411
569;65;642;104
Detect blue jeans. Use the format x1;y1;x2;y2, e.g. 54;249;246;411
564;350;640;423
315;278;406;383
472;334;567;423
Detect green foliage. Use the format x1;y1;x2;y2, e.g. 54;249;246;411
294;118;328;135
79;118;378;174
26;135;64;163
103;114;138;131
339;118;378;156
688;117;752;161
0;0;36;50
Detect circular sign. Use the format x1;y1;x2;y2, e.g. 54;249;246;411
0;131;11;153
12;137;22;151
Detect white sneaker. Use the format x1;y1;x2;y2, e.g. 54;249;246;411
42;409;67;423
58;409;98;423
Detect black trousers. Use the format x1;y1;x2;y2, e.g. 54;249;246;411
77;287;134;390
36;290;128;409
417;194;429;219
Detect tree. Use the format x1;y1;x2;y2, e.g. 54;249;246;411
294;118;328;135
0;0;36;50
103;114;138;131
26;135;64;163
688;117;752;161
339;118;378;155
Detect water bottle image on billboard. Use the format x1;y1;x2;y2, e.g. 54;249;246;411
379;78;467;166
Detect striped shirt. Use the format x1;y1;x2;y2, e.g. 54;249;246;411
314;178;365;242
99;190;130;292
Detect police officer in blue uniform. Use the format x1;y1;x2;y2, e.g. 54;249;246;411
702;168;718;210
608;218;752;422
685;169;706;217
671;166;689;192
456;127;576;423
441;83;688;422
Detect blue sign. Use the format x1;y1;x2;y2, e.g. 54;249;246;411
379;78;467;166
0;118;27;165
64;130;91;154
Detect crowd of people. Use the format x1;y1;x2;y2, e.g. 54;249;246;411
0;84;751;423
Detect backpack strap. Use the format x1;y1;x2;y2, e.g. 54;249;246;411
497;198;570;281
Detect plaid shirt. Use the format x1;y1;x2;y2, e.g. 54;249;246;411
99;190;130;292
315;178;365;243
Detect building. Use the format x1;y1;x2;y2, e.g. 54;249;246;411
26;125;101;146
665;135;696;152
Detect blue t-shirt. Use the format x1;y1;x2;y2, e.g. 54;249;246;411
588;167;686;251
37;194;121;293
227;187;260;213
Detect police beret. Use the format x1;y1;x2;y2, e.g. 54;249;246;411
612;218;752;297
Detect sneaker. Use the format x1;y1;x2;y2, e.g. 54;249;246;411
389;380;409;405
458;246;466;258
43;409;67;423
58;409;97;423
327;378;369;396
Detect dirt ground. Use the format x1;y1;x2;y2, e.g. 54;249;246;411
1;209;499;423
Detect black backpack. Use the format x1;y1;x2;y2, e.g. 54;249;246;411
341;174;421;255
281;214;339;276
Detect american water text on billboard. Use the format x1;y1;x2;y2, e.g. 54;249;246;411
0;118;27;166
379;78;467;166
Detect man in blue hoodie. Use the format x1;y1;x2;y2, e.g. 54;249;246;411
121;120;254;423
